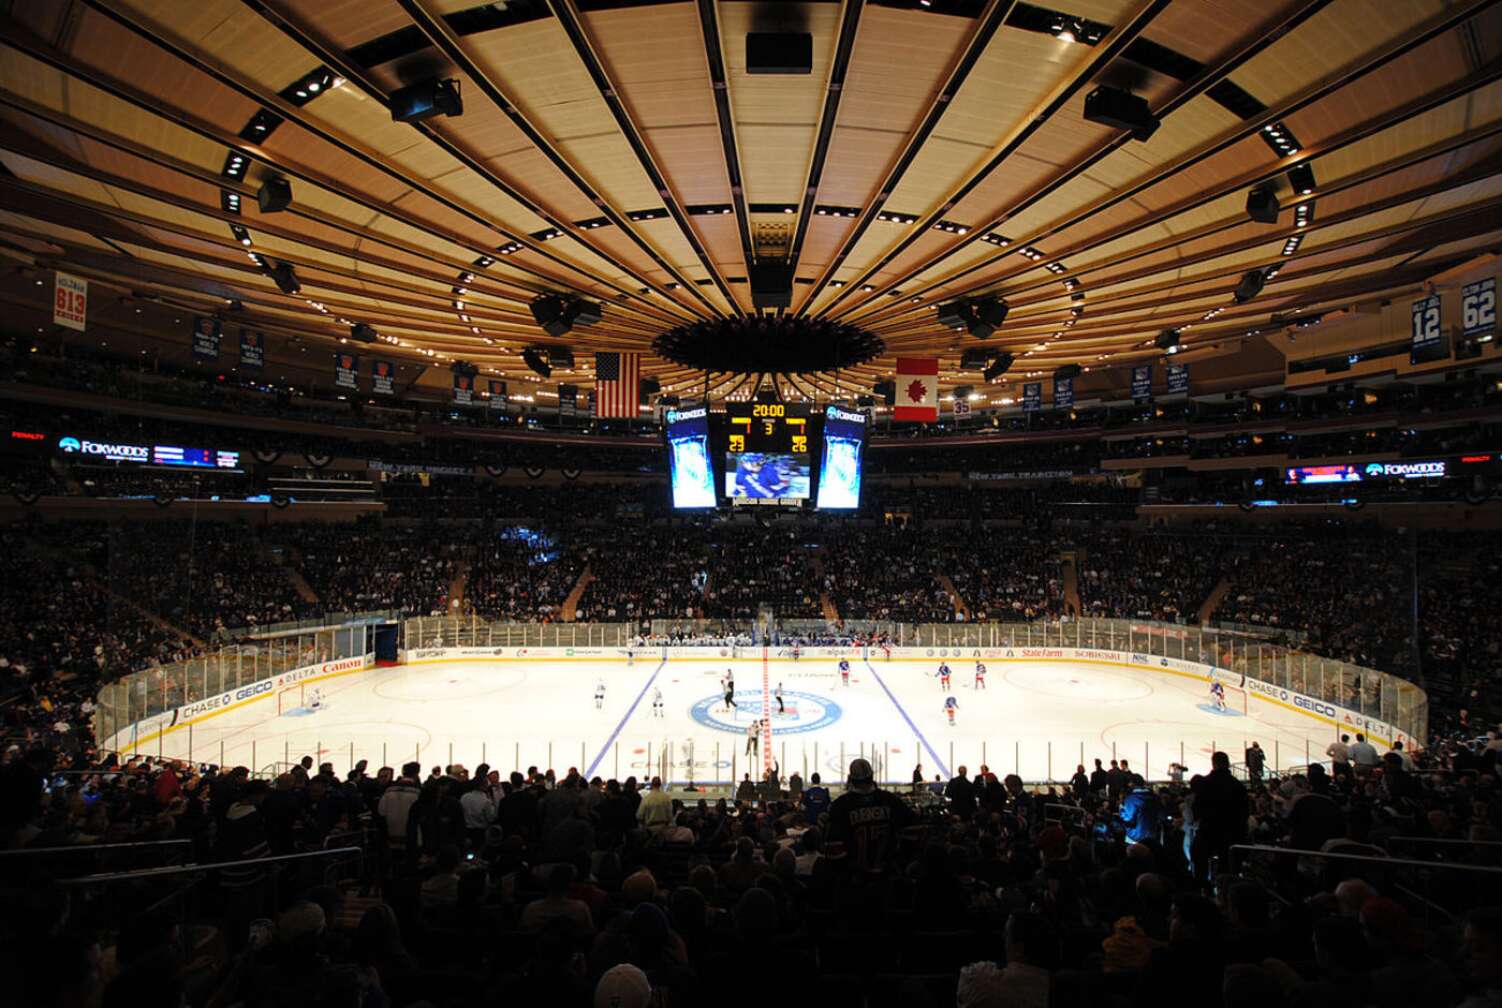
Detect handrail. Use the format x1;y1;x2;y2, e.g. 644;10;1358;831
1386;836;1502;850
1229;844;1502;875
0;839;192;858
56;845;363;886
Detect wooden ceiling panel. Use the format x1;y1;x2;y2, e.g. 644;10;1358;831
0;0;1493;398
1230;0;1448;111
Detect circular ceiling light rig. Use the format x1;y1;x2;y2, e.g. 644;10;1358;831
653;316;884;375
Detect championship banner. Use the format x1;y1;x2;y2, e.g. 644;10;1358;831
1053;376;1074;409
371;359;395;396
894;358;939;421
952;398;971;417
239;329;265;369
52;272;87;331
1131;364;1152;400
488;380;508;411
191;316;221;360
334;352;359;390
558;383;578;417
1022;382;1042;412
1462;277;1496;339
453;373;474;405
1166;363;1189;394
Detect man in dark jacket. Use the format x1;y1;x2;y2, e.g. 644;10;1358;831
945;766;976;819
1190;751;1248;881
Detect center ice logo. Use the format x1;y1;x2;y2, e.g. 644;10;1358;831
689;690;842;735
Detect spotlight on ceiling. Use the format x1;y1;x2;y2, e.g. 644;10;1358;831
1082;86;1160;142
1053;363;1082;381
521;347;552;378
953;385;974;402
256;177;291;213
872;379;896;406
548;347;575;370
1246;184;1280;224
1155;329;1182;354
390;78;463;123
268;260;300;294
1287;162;1317;196
450;359;478;378
350;322;378;343
983;352;1015;383
1233;269;1266;304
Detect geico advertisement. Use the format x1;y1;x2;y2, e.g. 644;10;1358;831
172;655;371;722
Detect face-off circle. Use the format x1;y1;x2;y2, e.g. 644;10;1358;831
689;690;842;735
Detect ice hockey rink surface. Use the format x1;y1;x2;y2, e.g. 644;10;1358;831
136;653;1341;785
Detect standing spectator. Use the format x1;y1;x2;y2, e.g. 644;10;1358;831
1190;752;1248;881
946;765;976;819
802;772;830;824
636;777;672;833
1244;742;1265;783
377;762;422;851
1327;734;1352;782
827;758;915;875
1349;733;1380;776
459;778;494;849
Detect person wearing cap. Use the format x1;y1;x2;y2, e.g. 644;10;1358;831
826;757;915;875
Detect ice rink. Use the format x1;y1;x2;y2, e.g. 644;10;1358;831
134;652;1343;785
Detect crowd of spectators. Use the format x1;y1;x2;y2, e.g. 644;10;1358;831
819;526;959;623
1076;529;1229;624
5;727;1502;1008
937;538;1064;622
700;526;822;620
465;530;584;623
279;522;459;618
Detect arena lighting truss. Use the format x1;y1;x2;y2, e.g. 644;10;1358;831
652;316;884;375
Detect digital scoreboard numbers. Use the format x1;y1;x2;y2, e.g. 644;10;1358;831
726;402;809;454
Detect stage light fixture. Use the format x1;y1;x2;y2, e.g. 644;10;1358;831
350;323;377;343
390;78;463;122
1234;269;1266;304
521;347;551;378
1288;163;1316;196
1155;329;1181;353
983;352;1015;382
1083;85;1160;141
257;177;291;213
268;260;300;294
1246;185;1280;224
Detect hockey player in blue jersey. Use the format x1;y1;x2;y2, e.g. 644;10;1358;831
1209;678;1227;712
839;658;850;686
974;662;987;690
937;662;952;691
945;695;958;725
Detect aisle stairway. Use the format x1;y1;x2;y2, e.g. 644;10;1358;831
282;558;321;605
445;560;470;614
936;572;970;621
561;565;593;622
1060;552;1083;619
1197;575;1234;624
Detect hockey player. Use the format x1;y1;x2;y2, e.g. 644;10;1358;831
790;643;801;661
594;680;606;710
937;662;952;692
745;719;760;757
723;671;738;711
839;658;851;686
974;661;986;690
651;686;664;718
945;695;958;726
1209;678;1227;712
775;682;785;715
307;686;324;710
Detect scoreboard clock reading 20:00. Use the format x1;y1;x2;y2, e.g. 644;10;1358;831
726;402;809;455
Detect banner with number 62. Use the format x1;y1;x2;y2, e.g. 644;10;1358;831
1462;278;1496;339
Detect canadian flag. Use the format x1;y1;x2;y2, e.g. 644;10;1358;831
893;357;939;421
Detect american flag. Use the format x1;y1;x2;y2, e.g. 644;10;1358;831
594;352;641;418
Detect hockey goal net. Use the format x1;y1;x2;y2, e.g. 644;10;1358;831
277;684;304;714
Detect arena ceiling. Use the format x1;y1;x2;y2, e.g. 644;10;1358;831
0;0;1500;404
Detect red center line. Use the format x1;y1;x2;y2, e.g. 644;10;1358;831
761;645;773;774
